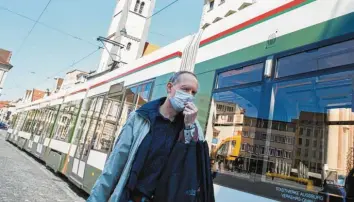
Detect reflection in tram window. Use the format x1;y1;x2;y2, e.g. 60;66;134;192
42;105;60;139
206;86;264;178
271;70;354;191
118;81;153;135
73;97;98;159
92;97;122;153
276;39;354;78
14;111;28;131
22;110;37;132
216;63;264;89
81;97;104;159
52;100;81;142
32;109;47;135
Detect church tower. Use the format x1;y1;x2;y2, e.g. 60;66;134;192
96;0;156;73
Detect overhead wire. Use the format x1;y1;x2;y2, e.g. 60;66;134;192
40;47;103;84
6;47;102;91
147;0;179;19
3;0;182;93
13;0;53;57
0;6;100;48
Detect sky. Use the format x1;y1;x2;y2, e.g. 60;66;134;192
0;0;203;100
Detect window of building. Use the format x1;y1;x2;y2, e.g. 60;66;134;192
307;128;311;136
306;139;310;147
305;148;309;157
299;138;302;145
139;2;145;14
276;149;283;157
242;131;249;137
241;143;247;151
134;0;140;12
313;140;317;147
227;115;234;122
126;42;132;50
260;146;265;155
269;148;275;156
300;127;304;135
284;151;292;159
249;145;254;153
314;129;319;137
297;148;301;157
209;1;214;10
313;151;316;158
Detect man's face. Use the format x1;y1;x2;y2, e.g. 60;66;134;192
167;74;199;98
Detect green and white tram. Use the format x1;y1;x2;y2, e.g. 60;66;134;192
7;0;354;201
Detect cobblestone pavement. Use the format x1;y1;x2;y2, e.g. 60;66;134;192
0;131;87;202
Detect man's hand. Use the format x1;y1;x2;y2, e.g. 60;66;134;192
183;102;198;127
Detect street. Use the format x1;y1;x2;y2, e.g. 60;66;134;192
0;130;87;202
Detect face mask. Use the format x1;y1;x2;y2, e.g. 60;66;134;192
169;90;194;112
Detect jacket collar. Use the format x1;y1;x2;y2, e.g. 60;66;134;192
135;97;167;123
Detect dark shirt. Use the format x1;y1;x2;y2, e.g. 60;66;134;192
125;98;184;199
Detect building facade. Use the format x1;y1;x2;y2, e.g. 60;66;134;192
96;0;156;73
0;48;13;95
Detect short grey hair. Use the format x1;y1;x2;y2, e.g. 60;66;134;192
169;71;197;84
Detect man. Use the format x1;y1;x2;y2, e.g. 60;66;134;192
87;71;207;202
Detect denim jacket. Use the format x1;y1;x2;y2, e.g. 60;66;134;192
87;109;205;202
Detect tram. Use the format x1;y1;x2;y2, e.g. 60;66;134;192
6;0;354;201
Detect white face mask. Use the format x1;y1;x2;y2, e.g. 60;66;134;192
169;90;194;112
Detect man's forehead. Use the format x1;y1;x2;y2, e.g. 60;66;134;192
177;73;198;83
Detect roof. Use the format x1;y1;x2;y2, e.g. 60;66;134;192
0;49;12;67
142;42;160;56
0;101;10;108
66;69;88;74
32;89;46;102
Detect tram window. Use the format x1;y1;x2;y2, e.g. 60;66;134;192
32;109;46;135
22;110;36;132
120;81;153;129
81;96;104;159
74;97;98;159
135;82;152;108
206;85;264;178
268;69;354;193
276;39;354;78
42;105;60;139
15;112;28;131
92;97;123;153
216;63;264;89
52;100;81;142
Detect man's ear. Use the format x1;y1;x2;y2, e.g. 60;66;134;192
167;82;173;94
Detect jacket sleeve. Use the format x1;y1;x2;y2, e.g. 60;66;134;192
183;121;205;143
86;113;136;202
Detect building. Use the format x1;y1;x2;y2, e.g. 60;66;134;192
60;70;88;91
53;77;64;93
22;89;47;103
209;100;295;176
294;112;328;180
95;0;156;74
326;108;354;176
200;0;255;29
0;48;13;95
